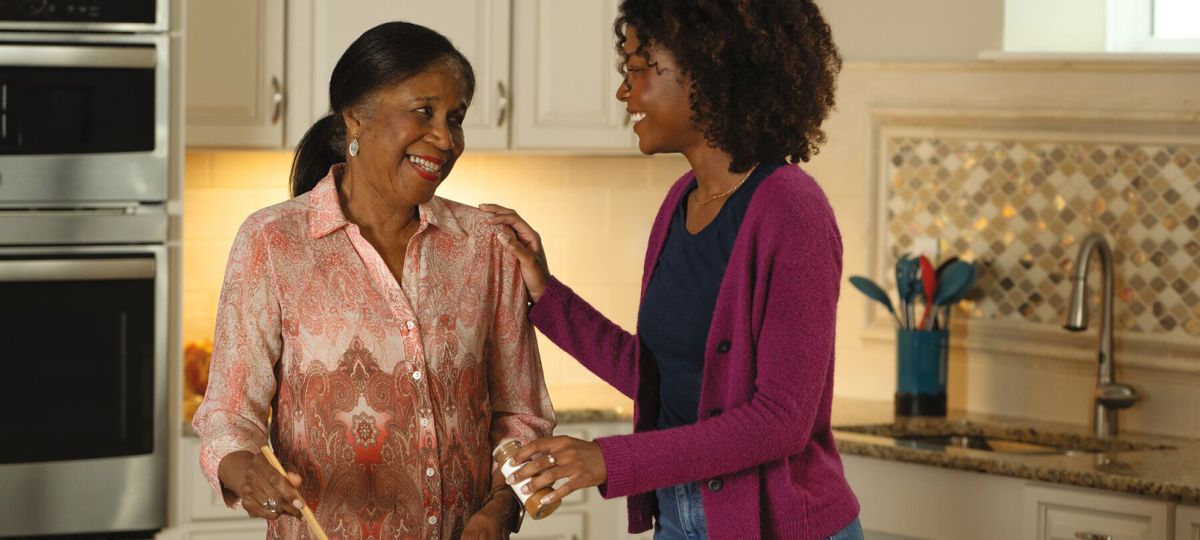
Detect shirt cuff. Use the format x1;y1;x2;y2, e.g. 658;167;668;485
200;432;265;508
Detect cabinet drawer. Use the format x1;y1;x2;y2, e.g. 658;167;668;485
1024;484;1171;540
1178;504;1200;540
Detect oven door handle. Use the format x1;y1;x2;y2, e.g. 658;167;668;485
0;258;155;282
0;44;156;69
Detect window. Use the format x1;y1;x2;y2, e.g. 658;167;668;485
1108;0;1200;52
1003;0;1200;54
1153;0;1200;39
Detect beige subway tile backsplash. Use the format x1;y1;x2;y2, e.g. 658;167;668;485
184;150;688;409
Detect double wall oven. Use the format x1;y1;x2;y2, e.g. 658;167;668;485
0;0;170;537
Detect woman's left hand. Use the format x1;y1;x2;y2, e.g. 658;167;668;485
509;436;607;507
461;492;517;540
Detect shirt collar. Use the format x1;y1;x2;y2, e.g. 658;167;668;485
307;163;466;239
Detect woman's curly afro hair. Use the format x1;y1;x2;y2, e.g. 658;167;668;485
615;0;842;172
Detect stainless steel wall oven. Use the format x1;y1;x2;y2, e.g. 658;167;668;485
0;245;168;537
0;31;169;205
0;0;170;537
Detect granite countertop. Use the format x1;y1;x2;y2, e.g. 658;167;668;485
181;407;633;437
556;408;633;424
831;397;1200;504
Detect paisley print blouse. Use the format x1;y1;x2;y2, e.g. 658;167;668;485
192;166;555;539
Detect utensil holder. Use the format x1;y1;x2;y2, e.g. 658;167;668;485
895;328;948;416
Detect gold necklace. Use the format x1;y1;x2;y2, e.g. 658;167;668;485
693;163;759;205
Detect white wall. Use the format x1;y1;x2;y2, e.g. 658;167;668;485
816;0;1004;61
1004;0;1107;52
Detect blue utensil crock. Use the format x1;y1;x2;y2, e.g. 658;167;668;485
895;328;948;416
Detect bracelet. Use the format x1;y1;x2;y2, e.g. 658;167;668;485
483;483;508;501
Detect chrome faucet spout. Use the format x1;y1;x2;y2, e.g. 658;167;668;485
1063;233;1138;438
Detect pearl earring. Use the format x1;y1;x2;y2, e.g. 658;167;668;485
349;137;360;157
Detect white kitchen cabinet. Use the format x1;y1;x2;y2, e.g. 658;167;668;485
1178;504;1200;540
510;0;635;151
186;0;637;151
303;0;511;150
843;454;1026;539
843;454;1179;540
301;0;635;152
185;0;286;147
1022;484;1171;540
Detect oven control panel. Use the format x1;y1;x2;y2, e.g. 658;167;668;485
0;0;155;23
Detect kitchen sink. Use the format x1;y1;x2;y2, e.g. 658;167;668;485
833;421;1176;456
890;434;1070;455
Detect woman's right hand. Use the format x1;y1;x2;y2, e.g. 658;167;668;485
480;204;551;302
217;450;305;521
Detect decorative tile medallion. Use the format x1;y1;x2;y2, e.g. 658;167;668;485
885;138;1200;336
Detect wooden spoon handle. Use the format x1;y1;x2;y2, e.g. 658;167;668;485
259;445;329;540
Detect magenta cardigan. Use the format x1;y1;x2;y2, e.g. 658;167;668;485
528;164;860;539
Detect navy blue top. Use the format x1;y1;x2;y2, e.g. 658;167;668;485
637;162;780;429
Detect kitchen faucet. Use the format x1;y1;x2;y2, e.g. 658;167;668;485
1064;233;1140;438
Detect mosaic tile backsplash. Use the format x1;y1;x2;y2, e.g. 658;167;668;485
885;138;1200;337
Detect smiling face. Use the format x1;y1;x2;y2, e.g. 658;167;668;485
342;62;469;206
616;26;704;156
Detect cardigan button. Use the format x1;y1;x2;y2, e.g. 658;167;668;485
716;340;731;353
707;478;723;492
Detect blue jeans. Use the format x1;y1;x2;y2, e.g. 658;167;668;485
654;482;708;540
653;482;864;540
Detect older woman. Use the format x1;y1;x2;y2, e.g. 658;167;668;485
483;1;860;539
192;22;554;539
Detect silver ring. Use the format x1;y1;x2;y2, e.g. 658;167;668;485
546;454;557;466
263;498;278;513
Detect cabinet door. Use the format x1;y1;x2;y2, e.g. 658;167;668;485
186;0;286;147
1178;505;1200;540
305;0;511;150
511;0;637;151
1023;484;1171;540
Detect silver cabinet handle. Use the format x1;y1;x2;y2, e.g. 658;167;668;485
496;81;508;127
1075;532;1113;540
270;76;284;125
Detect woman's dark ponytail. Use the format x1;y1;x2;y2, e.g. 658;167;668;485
289;21;475;196
290;114;345;197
